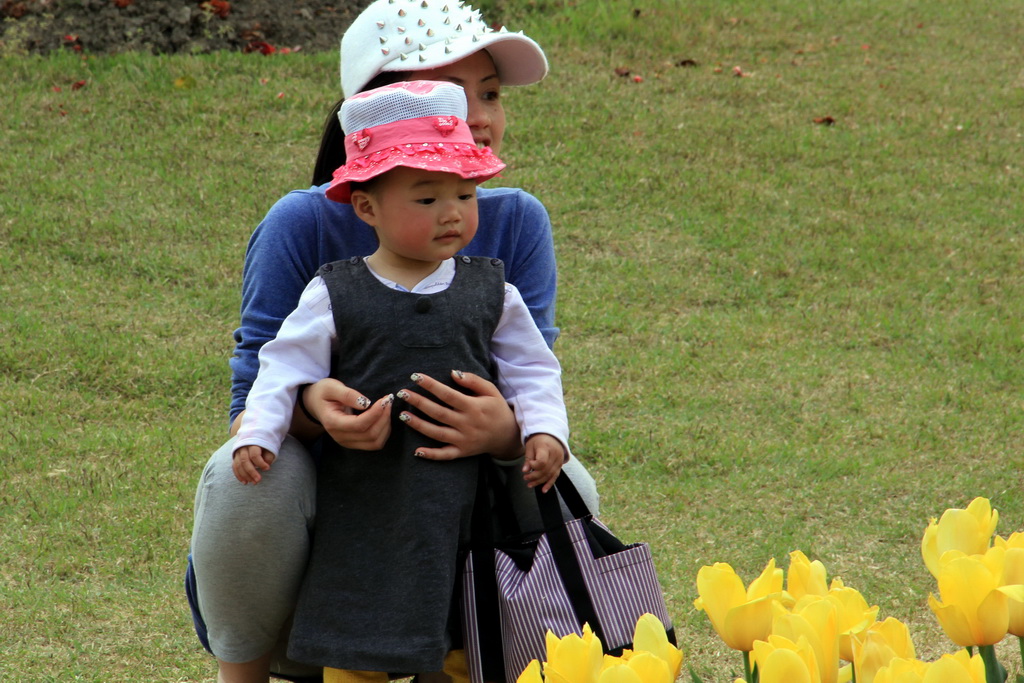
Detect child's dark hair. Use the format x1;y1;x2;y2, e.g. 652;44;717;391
347;178;382;197
311;71;412;186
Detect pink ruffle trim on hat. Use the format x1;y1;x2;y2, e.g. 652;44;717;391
325;142;505;203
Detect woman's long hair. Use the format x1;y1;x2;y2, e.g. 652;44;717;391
311;72;411;186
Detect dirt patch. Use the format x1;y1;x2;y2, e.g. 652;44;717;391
0;0;372;55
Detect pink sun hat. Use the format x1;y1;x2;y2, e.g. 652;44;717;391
325;80;506;203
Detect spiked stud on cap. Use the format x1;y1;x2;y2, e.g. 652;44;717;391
340;0;548;98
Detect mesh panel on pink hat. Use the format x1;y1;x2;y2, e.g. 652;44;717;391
340;82;469;135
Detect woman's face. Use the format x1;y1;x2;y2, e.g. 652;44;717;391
410;50;507;155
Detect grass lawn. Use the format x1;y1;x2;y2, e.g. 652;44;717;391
2;0;1023;680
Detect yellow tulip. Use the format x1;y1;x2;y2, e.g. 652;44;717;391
543;625;604;683
517;659;544;683
788;551;830;602
872;657;928;683
927;547;1024;647
921;650;986;683
921;497;998;579
751;635;821;683
599;653;625;674
630;613;683;679
995;532;1024;636
596;663;642;683
772;597;840;683
626;652;671;683
694;559;785;651
825;583;879;661
851;618;916;683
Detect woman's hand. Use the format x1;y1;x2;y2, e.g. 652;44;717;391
298;378;395;450
399;370;522;461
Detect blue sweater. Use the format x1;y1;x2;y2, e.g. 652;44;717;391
229;184;559;423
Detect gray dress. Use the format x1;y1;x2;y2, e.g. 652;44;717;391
287;256;505;673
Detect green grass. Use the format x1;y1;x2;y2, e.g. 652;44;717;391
2;1;1024;680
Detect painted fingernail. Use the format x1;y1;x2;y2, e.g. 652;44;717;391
356;396;371;409
414;451;425;458
396;390;409;400
452;369;464;379
410;373;422;383
398;412;411;423
382;393;395;408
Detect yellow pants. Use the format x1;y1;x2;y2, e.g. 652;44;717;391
324;650;470;683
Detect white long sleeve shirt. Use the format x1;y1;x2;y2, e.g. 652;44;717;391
235;257;569;457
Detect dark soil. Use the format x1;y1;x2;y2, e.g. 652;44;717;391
1;0;372;55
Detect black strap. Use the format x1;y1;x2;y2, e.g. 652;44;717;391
538;471;593;526
468;462;508;682
534;478;605;647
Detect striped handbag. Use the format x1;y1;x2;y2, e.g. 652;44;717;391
460;464;675;683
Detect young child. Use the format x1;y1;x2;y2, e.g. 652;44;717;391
231;80;570;682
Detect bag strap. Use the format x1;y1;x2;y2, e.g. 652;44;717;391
535;477;606;648
538;470;593;528
468;461;509;682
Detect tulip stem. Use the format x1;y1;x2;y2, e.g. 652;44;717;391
742;651;758;683
978;644;1006;683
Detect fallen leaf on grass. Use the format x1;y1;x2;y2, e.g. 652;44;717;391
174;75;196;89
614;66;631;77
676;58;698;67
200;0;231;18
813;116;836;126
71;80;87;90
113;0;134;7
245;40;276;55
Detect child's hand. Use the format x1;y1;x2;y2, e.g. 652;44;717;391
232;445;276;484
522;434;565;493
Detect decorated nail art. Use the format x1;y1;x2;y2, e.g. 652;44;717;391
356;396;371;409
399;412;411;423
410;373;423;383
452;369;464;379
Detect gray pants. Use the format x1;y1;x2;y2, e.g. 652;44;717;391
190;436;600;674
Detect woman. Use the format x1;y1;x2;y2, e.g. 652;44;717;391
188;2;600;682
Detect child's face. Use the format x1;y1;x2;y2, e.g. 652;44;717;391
357;166;479;266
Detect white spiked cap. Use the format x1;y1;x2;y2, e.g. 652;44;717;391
341;0;549;98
